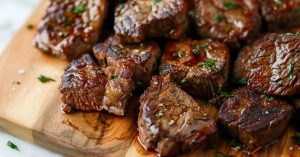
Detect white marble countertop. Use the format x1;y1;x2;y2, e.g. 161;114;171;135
0;0;61;156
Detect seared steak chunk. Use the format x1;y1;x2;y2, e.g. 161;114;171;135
138;75;217;156
59;54;107;113
218;87;293;151
234;33;300;96
34;0;108;60
114;0;188;43
160;39;230;97
93;36;161;87
191;0;261;47
59;54;134;116
260;0;300;31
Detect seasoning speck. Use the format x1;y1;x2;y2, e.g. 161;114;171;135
27;24;34;30
18;69;25;75
7;141;19;151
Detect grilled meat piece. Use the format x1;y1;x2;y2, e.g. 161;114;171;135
160;39;230;97
34;0;108;60
59;54;134;116
191;0;261;47
114;0;188;43
218;87;293;151
138;75;217;156
93;36;161;87
59;54;108;113
260;0;300;31
234;33;300;96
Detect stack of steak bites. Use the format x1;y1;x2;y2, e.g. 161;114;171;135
34;0;300;156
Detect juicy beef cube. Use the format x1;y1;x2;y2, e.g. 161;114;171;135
138;75;217;156
93;36;161;87
34;0;108;60
261;0;300;31
160;38;230;97
59;54;134;116
114;0;188;43
218;87;293;151
59;54;108;113
191;0;261;47
234;33;300;96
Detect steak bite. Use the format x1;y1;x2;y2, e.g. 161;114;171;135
59;54;108;113
59;54;134;116
93;36;161;87
114;0;188;43
160;39;230;97
34;0;108;60
260;0;300;31
138;76;217;156
234;33;300;96
218;87;293;151
191;0;261;47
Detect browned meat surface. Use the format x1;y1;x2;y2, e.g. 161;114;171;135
138;75;217;156
218;87;293;151
93;36;161;87
191;0;261;47
160;38;230;97
59;54;108;113
260;0;300;31
34;0;108;60
59;54;134;116
234;33;300;96
114;0;188;43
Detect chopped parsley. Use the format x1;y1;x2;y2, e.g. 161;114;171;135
203;59;216;70
153;0;161;3
63;18;72;26
214;13;225;22
27;24;34;30
224;0;236;10
181;79;187;84
7;141;19;151
119;4;125;11
73;5;86;14
238;77;248;85
174;50;186;58
193;43;209;55
229;139;242;151
263;95;273;101
38;75;55;83
220;91;233;98
289;61;295;81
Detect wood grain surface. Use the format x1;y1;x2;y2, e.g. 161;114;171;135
0;1;299;157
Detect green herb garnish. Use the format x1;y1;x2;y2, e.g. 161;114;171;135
263;95;273;101
229;139;242;151
193;43;209;55
214;13;225;22
203;59;216;70
274;0;283;7
63;18;72;26
238;77;248;85
7;141;19;151
73;5;86;14
220;91;233;98
153;0;161;3
174;50;186;58
38;75;55;83
224;0;236;10
27;24;34;30
119;4;125;11
181;79;187;84
289;61;295;80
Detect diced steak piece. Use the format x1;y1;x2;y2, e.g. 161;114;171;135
138;75;217;156
59;54;107;113
234;33;300;96
160;38;230;97
34;0;108;60
260;0;300;31
191;0;261;47
114;0;188;43
59;54;134;116
93;36;161;87
218;87;293;151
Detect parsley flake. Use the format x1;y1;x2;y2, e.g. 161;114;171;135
7;141;19;151
289;61;295;81
38;75;55;83
263;95;273;101
203;59;216;70
153;0;161;3
73;5;86;14
224;0;236;10
238;77;248;85
220;91;233;98
214;13;225;22
63;18;72;26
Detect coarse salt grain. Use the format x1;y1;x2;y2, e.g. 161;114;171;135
18;69;25;75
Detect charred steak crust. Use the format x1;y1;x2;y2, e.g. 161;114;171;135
34;0;108;60
114;0;188;43
218;87;293;151
93;36;161;87
59;54;107;113
191;0;261;47
138;75;217;156
260;0;300;30
234;33;300;96
160;38;230;97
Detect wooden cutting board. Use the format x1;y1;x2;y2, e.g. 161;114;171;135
0;0;299;157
